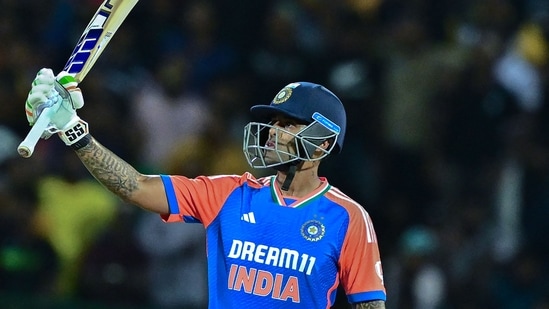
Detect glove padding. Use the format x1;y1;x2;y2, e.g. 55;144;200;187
25;68;89;146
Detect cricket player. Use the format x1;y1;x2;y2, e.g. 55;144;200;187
25;68;387;308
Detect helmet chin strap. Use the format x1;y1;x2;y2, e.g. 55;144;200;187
281;164;297;191
274;160;302;191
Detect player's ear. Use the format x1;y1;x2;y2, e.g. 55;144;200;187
313;140;331;155
319;140;330;150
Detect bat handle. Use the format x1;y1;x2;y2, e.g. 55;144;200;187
17;107;53;158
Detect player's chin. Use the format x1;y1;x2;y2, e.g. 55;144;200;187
263;156;280;166
263;151;280;162
265;153;293;165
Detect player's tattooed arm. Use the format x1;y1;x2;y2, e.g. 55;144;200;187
74;137;169;214
75;138;141;201
352;300;386;309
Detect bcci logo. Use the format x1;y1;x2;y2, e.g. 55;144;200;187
273;87;292;104
301;220;325;242
272;83;300;104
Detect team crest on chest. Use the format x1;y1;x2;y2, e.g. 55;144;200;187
301;220;325;242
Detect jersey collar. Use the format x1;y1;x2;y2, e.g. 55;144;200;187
269;176;331;208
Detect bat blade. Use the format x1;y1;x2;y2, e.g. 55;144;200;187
64;0;140;82
17;0;139;158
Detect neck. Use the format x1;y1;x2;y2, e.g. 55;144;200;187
275;162;321;198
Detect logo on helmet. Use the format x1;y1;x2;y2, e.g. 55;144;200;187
272;82;301;104
272;87;292;104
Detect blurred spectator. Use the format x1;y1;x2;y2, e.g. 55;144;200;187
135;213;208;309
385;225;446;309
77;207;148;307
129;1;240;169
0;125;18;166
136;0;237;93
490;248;549;309
130;53;212;172
491;15;549;263
249;1;312;97
34;151;119;297
162;75;255;177
0;155;57;297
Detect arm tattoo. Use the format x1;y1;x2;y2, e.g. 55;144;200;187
75;138;141;201
352;300;386;309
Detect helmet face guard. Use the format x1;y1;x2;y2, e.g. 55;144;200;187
243;112;341;169
243;82;346;169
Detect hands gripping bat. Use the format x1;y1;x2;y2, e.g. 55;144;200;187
17;0;139;158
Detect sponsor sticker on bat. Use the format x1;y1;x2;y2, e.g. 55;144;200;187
63;10;111;74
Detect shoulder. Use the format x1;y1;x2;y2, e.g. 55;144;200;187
236;172;272;189
325;186;365;215
193;172;271;190
325;186;377;227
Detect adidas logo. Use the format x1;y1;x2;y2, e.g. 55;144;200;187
241;212;256;223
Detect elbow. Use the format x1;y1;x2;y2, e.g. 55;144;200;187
120;174;169;215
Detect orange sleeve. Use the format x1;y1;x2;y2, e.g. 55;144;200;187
338;205;386;300
161;172;258;227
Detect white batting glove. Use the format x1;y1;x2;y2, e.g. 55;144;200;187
25;68;57;126
25;68;89;146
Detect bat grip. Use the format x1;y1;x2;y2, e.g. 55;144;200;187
17;107;53;158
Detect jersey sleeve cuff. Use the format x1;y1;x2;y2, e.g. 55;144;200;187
347;290;386;304
160;175;181;222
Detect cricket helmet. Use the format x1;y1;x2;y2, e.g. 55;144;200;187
243;82;347;169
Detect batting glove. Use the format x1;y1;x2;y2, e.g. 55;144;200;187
25;68;89;146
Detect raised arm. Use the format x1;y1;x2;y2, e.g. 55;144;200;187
24;68;169;214
75;137;169;214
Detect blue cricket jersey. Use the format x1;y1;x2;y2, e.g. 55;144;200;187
160;172;386;308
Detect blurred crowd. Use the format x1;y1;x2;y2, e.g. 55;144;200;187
1;0;549;308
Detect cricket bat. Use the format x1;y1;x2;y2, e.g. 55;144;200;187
17;0;139;158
